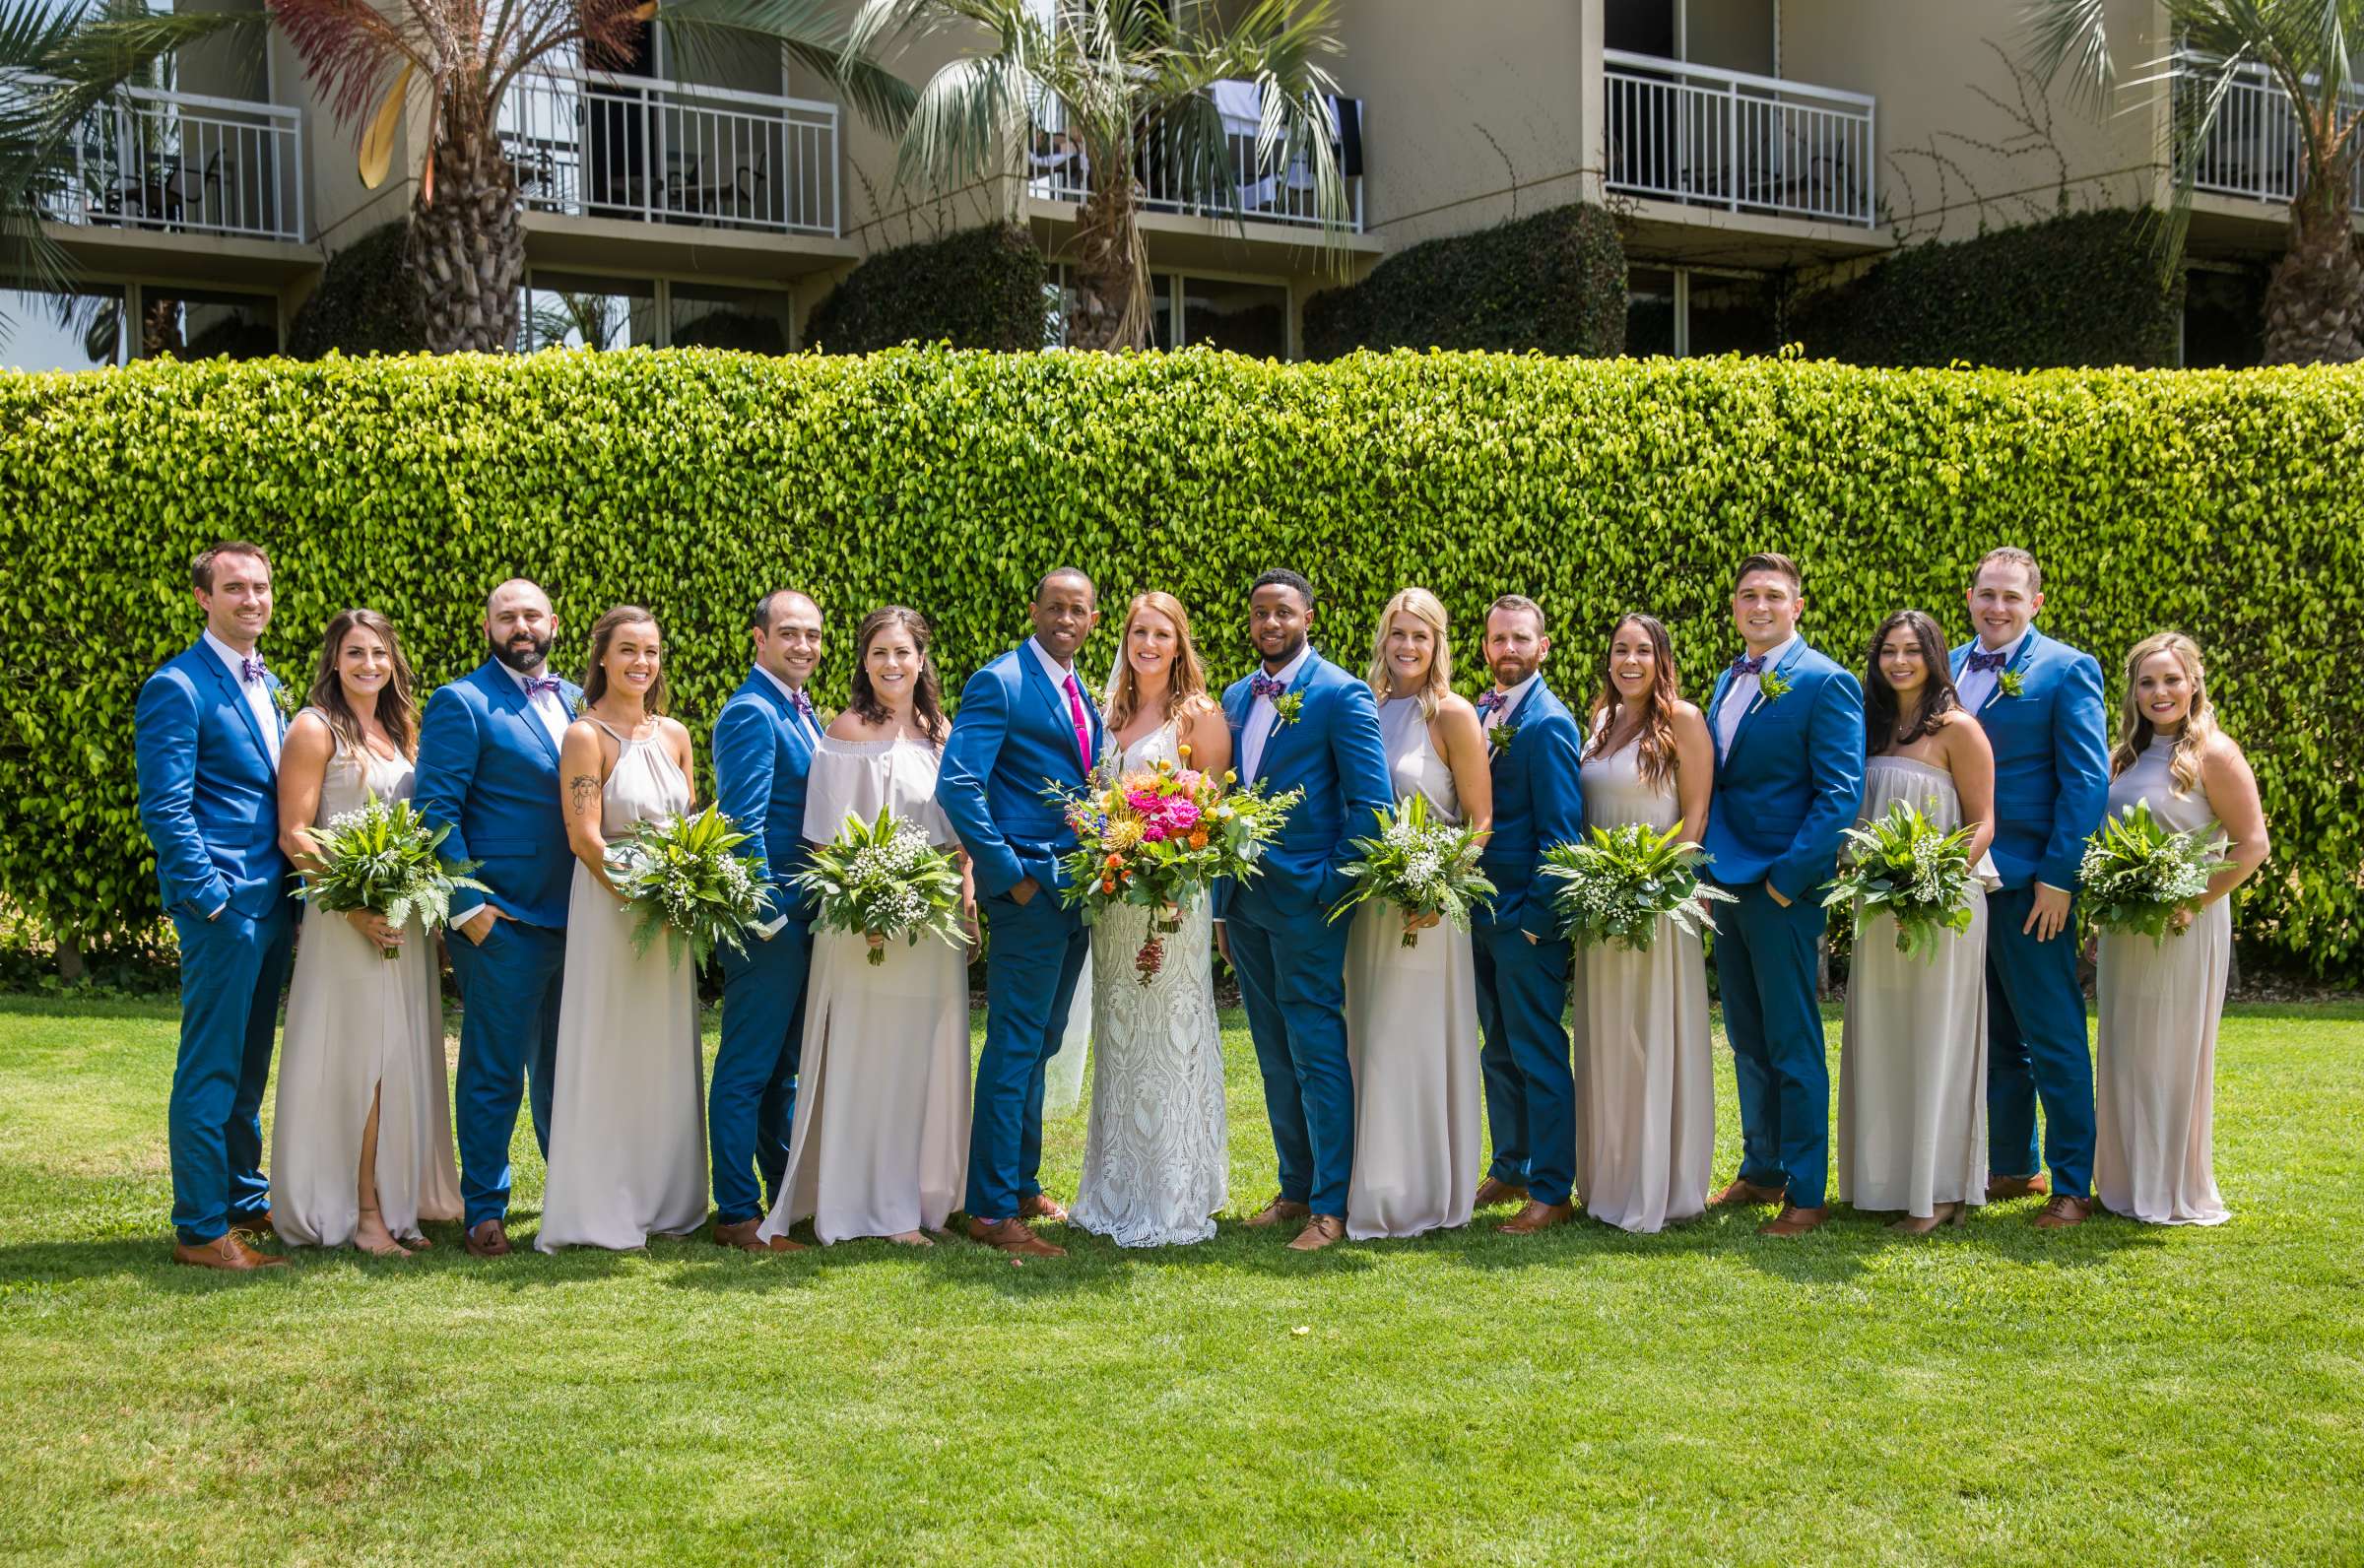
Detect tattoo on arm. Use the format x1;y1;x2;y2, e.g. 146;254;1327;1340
568;773;599;817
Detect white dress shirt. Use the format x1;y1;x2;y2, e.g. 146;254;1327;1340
1955;629;2027;715
1716;632;1798;758
1029;635;1094;765
502;661;571;750
202;628;282;770
1483;672;1541;742
756;663;820;745
1241;642;1313;782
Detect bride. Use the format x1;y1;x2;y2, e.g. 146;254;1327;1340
1069;592;1233;1246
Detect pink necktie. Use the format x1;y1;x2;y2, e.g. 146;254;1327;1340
1064;673;1092;770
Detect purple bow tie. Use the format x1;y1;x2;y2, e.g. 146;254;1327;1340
524;676;563;700
1731;654;1767;678
1966;649;2009;675
238;656;267;685
1477;688;1509;715
1251;673;1289;701
789;688;816;721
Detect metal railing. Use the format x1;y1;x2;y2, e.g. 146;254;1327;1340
1026;93;1366;232
1603;50;1875;228
2176;53;2364;212
33;79;303;241
500;70;840;236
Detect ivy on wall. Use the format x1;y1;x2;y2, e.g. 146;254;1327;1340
1304;203;1627;360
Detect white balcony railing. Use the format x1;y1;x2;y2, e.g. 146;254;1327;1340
34;80;303;242
1603;50;1875;228
500;70;839;236
1027;91;1366;233
2176;53;2364;213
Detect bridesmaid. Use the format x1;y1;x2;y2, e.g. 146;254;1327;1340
537;607;708;1252
1570;614;1715;1233
1836;610;1999;1234
272;609;461;1256
2093;632;2268;1226
757;607;975;1248
1344;587;1491;1240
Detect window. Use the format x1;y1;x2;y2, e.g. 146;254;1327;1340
670;283;790;354
2;288;130;372
520;274;658;351
1179;276;1287;357
1624;265;1775;357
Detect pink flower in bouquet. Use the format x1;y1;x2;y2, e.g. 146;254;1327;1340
1129;789;1202;843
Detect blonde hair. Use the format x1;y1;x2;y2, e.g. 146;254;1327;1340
1104;592;1214;732
2112;631;2219;795
1365;587;1454;720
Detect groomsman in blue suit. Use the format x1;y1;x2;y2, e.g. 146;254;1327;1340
1470;594;1589;1235
414;579;581;1259
707;589;825;1253
135;541;296;1270
1952;547;2110;1229
940;568;1104;1261
1703;553;1864;1237
1215;569;1392;1253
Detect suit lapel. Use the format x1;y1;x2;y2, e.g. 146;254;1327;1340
1728;640;1806;765
1256;652;1323;772
1707;666;1737;763
485;662;562;767
1020;644;1088;777
195;643;275;777
1988;629;2040;715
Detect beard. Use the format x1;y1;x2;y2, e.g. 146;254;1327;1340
1488;657;1539;689
490;630;554;675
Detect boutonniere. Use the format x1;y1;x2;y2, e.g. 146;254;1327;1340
270;682;297;719
1997;670;2025;699
571;693;589;719
1757;671;1794;704
1275;692;1304;726
1491;724;1520;751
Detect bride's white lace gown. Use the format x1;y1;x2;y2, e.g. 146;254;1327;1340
1069;720;1229;1246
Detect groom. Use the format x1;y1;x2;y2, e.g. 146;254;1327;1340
940;568;1103;1261
414;578;581;1259
1215;569;1391;1253
135;540;296;1270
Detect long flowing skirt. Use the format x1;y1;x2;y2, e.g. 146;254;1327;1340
2094;903;2232;1225
1344;905;1481;1239
1837;896;1990;1219
1570;918;1713;1233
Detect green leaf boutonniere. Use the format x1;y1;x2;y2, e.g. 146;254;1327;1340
571;693;589;720
1275;692;1304;726
1491;723;1521;751
1756;671;1794;704
1997;670;2026;699
270;681;297;720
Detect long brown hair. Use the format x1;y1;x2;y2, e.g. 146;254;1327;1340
1105;591;1214;732
849;605;947;745
1364;587;1454;720
581;605;669;715
304;608;419;758
2113;631;2218;794
1584;613;1681;789
1863;609;1961;754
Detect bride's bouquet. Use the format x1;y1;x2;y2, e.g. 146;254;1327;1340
2077;801;2226;944
1821;800;1981;959
1328;793;1495;947
1045;748;1300;984
298;798;487;959
1543;821;1733;951
795;806;967;966
605;805;769;965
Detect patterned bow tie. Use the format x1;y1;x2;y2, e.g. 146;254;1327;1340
524;676;563;700
1730;654;1767;677
1966;649;2009;674
1250;673;1289;701
238;655;267;685
1477;688;1509;715
789;687;816;720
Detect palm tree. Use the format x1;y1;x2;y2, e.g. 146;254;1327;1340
2027;0;2364;364
850;0;1350;350
0;0;112;348
41;0;914;354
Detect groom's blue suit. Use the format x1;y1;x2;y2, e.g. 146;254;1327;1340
939;640;1102;1223
414;660;581;1231
1217;651;1391;1218
1703;638;1863;1211
135;640;296;1245
1951;627;2109;1199
1473;679;1588;1209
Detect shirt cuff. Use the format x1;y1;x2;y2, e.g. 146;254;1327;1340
753;912;788;941
2035;881;2069;897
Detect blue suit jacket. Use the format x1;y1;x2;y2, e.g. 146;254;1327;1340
712;669;819;919
134;641;293;920
1703;639;1866;900
1217;651;1393;914
1475;679;1588;940
412;660;582;929
938;643;1105;898
1951;628;2109;891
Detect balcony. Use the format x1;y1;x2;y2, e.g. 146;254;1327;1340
1603;50;1875;229
37;81;303;242
1027;88;1367;233
499;70;840;236
2177;53;2364;213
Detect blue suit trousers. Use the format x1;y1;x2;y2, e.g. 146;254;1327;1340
1983;884;2096;1199
1474;926;1576;1207
167;900;296;1244
448;918;564;1229
966;887;1087;1222
710;921;812;1224
1227;882;1356;1216
1716;883;1831;1209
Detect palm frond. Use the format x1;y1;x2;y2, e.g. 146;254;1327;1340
2021;0;2118;113
659;0;917;132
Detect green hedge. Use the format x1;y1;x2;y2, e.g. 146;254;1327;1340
1792;209;2184;369
285;221;428;359
1304;203;1626;360
1;351;2358;975
806;223;1046;353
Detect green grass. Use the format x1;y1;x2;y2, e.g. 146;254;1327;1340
2;995;2359;1564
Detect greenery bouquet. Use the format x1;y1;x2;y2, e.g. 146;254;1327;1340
297;798;487;959
1822;801;1982;959
1046;748;1300;984
1544;822;1733;951
605;805;768;966
1328;793;1495;947
795;806;967;966
2078;802;2226;943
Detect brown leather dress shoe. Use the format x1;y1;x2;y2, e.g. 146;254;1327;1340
2032;1194;2091;1229
228;1209;276;1237
967;1216;1067;1258
1287;1215;1346;1252
714;1218;784;1253
1498;1200;1575;1235
1018;1193;1071;1224
172;1233;288;1271
1242;1196;1312;1229
1987;1173;2052;1201
464;1218;513;1258
1473;1177;1529;1209
1757;1204;1829;1237
1710;1178;1786;1208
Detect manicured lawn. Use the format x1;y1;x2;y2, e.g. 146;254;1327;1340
1;995;2358;1563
